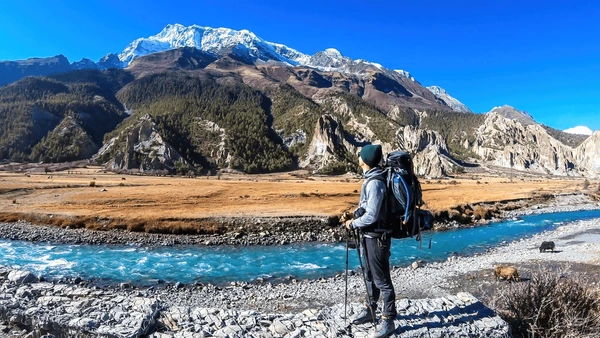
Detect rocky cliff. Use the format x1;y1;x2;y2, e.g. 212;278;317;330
398;125;459;177
574;131;600;178
467;113;577;175
96;115;189;173
299;114;356;172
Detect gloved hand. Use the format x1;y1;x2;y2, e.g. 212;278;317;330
345;219;353;230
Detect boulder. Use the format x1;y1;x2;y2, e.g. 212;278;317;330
7;270;38;285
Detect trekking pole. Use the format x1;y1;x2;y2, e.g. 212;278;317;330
354;229;377;326
428;231;433;249
344;229;349;326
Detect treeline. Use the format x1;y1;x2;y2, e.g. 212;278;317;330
0;70;129;161
420;110;487;160
322;92;404;144
269;84;322;157
542;125;589;148
30;117;96;163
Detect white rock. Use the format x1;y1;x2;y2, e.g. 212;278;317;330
7;270;37;285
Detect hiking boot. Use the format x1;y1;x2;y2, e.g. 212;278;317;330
369;317;395;338
352;306;376;325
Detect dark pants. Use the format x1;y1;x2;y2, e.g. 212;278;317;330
362;235;397;318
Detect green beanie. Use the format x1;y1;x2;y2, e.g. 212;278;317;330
360;144;382;167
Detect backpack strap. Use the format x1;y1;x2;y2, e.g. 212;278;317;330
362;171;388;234
396;173;412;222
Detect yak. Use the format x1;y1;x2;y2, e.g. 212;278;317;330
539;241;555;253
494;265;520;282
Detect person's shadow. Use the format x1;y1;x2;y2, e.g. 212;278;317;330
392;300;498;334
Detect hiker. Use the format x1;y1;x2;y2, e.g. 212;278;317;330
345;144;397;338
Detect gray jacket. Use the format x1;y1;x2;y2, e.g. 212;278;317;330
352;167;387;230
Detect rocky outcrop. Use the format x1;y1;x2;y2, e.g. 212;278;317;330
196;119;231;167
488;105;536;126
574;131;600;178
277;129;307;150
397;125;459;178
470;113;577;175
96;114;189;173
300;114;356;170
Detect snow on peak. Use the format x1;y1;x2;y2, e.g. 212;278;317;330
115;24;437;86
427;85;445;95
324;48;342;57
355;59;383;70
118;24;311;66
426;85;472;113
394;69;414;81
564;126;593;136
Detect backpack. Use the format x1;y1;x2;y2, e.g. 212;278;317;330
371;151;433;241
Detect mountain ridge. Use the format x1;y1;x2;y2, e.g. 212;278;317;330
426;86;472;113
0;25;597;177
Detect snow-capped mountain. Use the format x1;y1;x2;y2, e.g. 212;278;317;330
564;126;593;135
117;23;310;66
426;86;472;113
113;24;417;82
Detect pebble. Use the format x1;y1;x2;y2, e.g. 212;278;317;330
0;216;343;247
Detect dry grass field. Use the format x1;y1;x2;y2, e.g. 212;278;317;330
0;166;594;227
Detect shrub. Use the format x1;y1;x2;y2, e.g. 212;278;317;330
127;221;146;232
89;181;96;187
492;269;600;338
473;206;491;220
583;178;590;190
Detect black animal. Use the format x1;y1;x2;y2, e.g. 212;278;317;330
539;241;555;253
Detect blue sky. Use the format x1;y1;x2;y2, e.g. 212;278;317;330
1;0;598;131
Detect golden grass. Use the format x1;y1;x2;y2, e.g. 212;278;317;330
0;167;595;231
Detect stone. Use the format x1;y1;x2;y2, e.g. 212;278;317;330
148;333;173;338
68;317;98;329
270;320;289;335
9;314;23;324
215;324;244;336
456;292;477;305
7;270;37;284
411;260;424;270
0;325;9;333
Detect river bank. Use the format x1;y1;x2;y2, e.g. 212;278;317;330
0;194;597;248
